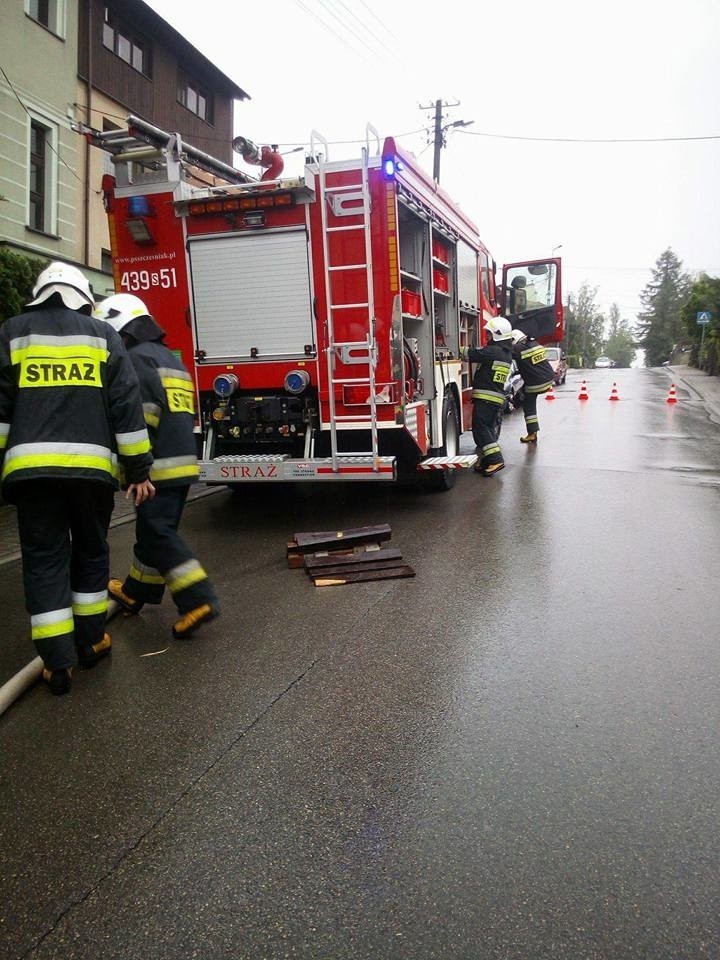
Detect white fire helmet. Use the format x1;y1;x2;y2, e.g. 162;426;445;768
484;316;513;342
93;293;152;333
511;328;528;345
27;261;94;311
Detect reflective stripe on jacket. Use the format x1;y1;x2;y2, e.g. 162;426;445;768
513;337;555;391
0;306;152;497
127;341;199;488
460;341;513;404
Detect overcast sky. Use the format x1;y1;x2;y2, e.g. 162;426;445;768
145;0;720;325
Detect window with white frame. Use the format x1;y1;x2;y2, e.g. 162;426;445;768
102;6;151;77
28;118;57;235
178;74;214;124
25;0;65;37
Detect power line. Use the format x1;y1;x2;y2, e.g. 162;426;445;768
312;0;386;62
73;102;425;152
317;127;426;146
565;264;720;272
333;0;396;56
356;0;399;43
75;102;246;149
236;127;425;149
415;140;434;160
457;128;720;144
74;109;427;163
0;65;100;192
293;0;377;63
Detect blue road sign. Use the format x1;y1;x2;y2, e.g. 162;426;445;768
696;311;712;324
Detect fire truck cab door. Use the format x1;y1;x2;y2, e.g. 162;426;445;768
500;258;563;344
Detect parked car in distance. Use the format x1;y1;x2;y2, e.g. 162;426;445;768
545;345;567;384
595;356;612;368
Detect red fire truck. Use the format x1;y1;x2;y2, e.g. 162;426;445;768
80;116;563;490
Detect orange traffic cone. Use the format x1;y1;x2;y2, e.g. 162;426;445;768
666;383;678;403
578;380;589;400
608;382;620;401
545;385;556;401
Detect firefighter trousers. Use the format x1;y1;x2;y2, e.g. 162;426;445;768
522;384;551;434
472;400;505;469
522;391;540;434
121;485;218;615
15;479;114;671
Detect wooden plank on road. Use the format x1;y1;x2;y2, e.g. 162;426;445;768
308;558;406;578
304;547;402;571
293;524;391;553
314;564;415;587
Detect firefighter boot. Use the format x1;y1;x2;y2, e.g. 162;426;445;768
108;578;144;616
172;604;219;639
483;461;505;477
78;633;112;669
42;667;73;696
520;432;538;444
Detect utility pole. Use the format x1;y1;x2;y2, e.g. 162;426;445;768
419;99;473;183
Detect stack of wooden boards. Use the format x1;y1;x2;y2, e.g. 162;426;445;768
287;524;415;587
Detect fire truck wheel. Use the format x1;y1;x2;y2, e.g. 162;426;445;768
427;393;459;491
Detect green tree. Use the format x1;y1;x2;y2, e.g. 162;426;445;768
0;248;47;325
564;282;605;367
603;303;637;368
680;273;720;374
635;248;690;367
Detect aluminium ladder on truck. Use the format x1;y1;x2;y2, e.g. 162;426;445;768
312;127;381;473
74;114;255;185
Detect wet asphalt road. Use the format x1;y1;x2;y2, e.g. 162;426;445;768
1;368;719;959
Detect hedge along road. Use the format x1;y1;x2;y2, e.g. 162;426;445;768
0;366;719;960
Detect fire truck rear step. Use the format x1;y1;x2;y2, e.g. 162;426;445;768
199;454;396;483
417;455;478;472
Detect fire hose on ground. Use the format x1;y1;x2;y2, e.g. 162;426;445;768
0;599;120;717
0;485;223;718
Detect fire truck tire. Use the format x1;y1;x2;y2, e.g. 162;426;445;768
427;392;460;491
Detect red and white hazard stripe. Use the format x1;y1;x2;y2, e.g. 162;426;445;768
417;455;477;472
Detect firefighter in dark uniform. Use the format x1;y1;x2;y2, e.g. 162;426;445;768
459;316;514;476
511;328;555;443
93;294;220;638
0;262;154;695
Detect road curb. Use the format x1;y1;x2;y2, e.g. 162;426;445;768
667;366;720;426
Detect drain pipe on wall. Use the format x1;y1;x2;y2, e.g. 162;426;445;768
83;0;93;268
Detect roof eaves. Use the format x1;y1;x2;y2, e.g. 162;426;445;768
124;0;251;101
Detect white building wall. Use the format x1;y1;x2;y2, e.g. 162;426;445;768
0;1;80;267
